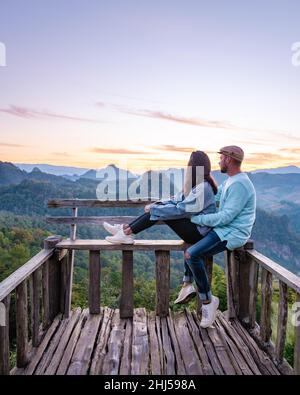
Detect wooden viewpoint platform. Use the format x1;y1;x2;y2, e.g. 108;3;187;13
1;199;300;376
13;307;281;375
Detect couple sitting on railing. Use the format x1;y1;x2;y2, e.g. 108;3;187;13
103;146;256;329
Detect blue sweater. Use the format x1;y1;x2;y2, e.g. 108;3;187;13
191;173;256;250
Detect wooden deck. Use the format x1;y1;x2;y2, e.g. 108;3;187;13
13;307;282;375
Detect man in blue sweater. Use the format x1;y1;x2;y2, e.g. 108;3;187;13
176;145;256;328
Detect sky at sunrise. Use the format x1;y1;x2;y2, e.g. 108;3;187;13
0;0;300;172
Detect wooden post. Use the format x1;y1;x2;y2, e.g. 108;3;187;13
155;250;170;317
226;240;256;324
44;236;63;321
60;251;73;318
0;295;11;375
294;292;300;375
89;250;101;314
260;268;273;343
16;281;29;367
275;281;288;362
42;261;50;330
120;251;134;318
63;207;78;319
225;250;236;319
31;269;41;347
248;257;259;329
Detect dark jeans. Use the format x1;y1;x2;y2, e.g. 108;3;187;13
129;212;203;244
129;212;203;283
129;213;227;302
185;230;227;301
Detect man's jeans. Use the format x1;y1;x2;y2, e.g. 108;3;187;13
183;230;228;301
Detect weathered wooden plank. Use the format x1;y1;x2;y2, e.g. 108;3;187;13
248;250;300;294
172;311;203;375
161;316;175;375
16;281;29;367
155;315;164;374
131;308;149;375
42;261;50;330
155;251;170;317
24;315;62;375
31;269;41;347
47;216;138;225
275;281;288;362
0;295;11;375
192;311;224;375
249;258;259;329
56;239;187;251
231;319;280;375
67;311;102;375
89;251;101;315
216;311;261;375
35;315;71;374
225;250;236;319
102;310;126;375
120;251;133;319
48;199;156;208
89;307;114;375
56;309;89;375
60;251;73;319
260;268;273;343
206;324;237;375
45;308;82;375
48;254;61;321
184;309;213;375
167;311;186;375
294;293;300;375
214;319;251;375
0;249;54;302
204;256;213;286
119;318;132;375
148;312;162;375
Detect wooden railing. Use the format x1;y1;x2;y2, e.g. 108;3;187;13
0;236;71;375
226;245;300;374
0;198;299;375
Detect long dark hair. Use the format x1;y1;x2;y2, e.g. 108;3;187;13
184;151;218;195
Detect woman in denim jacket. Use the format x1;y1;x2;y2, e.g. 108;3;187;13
104;151;217;244
104;152;218;303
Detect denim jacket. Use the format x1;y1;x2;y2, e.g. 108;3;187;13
150;181;216;235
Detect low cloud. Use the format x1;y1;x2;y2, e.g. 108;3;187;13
152;145;196;153
90;147;149;155
0;105;103;123
0;141;26;147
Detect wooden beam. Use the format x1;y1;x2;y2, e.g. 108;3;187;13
155;250;170;317
48;199;155;208
89;251;101;314
260;268;273;343
0;249;54;302
0;295;11;375
294;293;300;375
249;258;259;329
42;261;50;330
56;239;187;251
120;251;134;318
16;281;29;367
275;281;288;362
31;269;41;347
248;250;300;294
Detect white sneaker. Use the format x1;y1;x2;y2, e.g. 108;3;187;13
105;228;135;244
174;284;197;304
103;222;123;235
200;296;219;328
